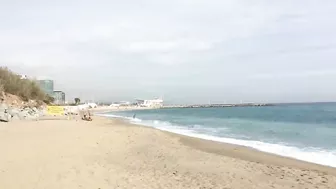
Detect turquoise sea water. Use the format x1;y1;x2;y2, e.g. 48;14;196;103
99;103;336;167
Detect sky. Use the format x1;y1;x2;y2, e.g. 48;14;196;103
1;0;336;104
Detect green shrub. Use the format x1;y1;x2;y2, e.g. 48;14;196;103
0;67;53;104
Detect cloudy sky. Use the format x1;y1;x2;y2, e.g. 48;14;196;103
1;0;336;104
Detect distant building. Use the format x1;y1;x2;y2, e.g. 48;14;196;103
53;91;65;105
110;101;131;107
87;102;97;108
136;98;163;108
37;80;54;96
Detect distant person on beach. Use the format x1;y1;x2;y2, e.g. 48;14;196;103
133;114;136;119
82;113;92;121
80;109;92;121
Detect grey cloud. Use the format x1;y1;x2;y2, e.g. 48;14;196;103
1;0;336;103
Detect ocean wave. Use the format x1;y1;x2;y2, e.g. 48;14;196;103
98;113;336;168
95;113;142;122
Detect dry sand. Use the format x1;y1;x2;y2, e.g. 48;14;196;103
0;117;336;189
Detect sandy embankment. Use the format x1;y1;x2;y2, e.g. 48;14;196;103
0;117;335;189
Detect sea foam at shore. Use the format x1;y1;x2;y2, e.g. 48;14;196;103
98;103;336;168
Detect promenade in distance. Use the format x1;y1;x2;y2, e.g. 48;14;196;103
163;103;273;109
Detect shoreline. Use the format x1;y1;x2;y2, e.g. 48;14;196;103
94;110;336;170
176;131;336;175
111;117;336;175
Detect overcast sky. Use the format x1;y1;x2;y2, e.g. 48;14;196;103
1;0;336;104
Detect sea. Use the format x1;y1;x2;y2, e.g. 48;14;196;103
98;103;336;168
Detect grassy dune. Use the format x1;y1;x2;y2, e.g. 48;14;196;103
0;67;53;104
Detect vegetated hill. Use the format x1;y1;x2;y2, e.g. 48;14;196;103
0;67;53;106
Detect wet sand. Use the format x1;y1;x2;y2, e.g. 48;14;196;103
0;117;335;189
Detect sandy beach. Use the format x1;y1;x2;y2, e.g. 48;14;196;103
1;117;336;189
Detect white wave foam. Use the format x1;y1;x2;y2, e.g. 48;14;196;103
95;113;124;118
96;113;142;122
183;133;336;168
99;113;336;168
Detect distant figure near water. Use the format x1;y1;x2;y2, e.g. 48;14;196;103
133;114;136;119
